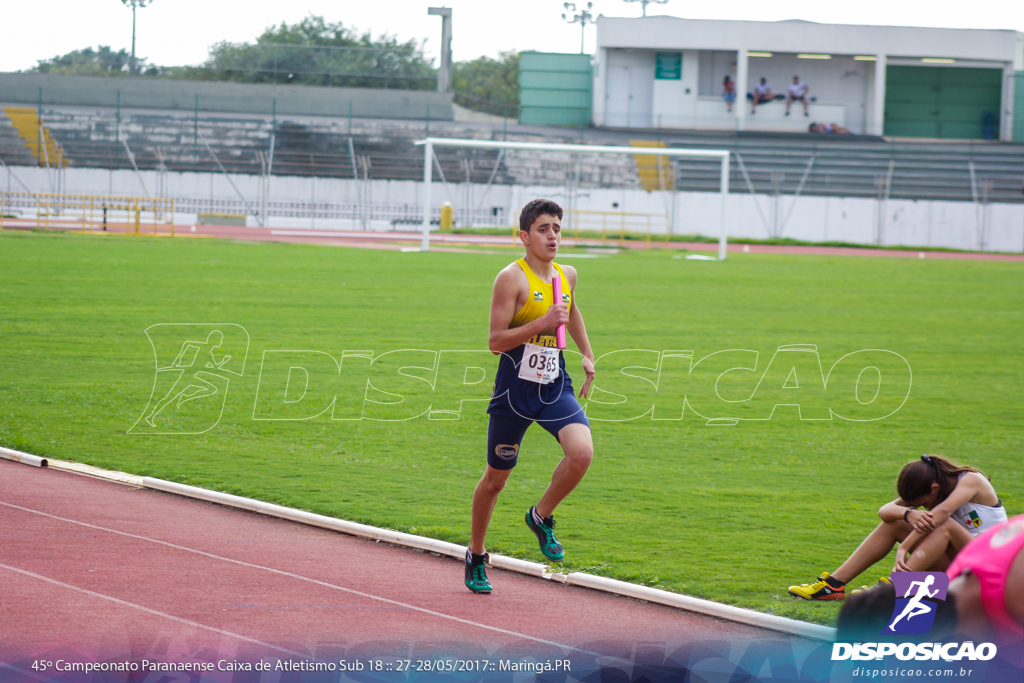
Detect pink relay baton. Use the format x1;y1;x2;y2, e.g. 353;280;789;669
552;276;566;349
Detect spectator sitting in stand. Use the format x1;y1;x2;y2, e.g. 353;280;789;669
722;75;736;112
751;78;773;114
809;122;851;134
786;76;810;116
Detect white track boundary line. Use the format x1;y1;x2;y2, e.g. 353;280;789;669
0;501;617;660
0;563;310;659
1;448;835;641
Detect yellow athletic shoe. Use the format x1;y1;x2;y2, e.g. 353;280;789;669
788;572;846;601
851;576;893;595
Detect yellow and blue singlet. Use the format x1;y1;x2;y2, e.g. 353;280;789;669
509;258;572;348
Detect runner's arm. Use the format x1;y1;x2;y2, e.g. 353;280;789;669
894;530;928;571
893;476;985;571
488;268;568;354
880;499;922;522
567;303;593;362
927;472;985;527
561;266;595;398
880;499;935;534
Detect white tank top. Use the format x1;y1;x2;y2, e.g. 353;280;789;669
953;473;1007;536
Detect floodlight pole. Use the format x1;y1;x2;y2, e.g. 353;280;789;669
131;5;137;75
623;0;670;17
427;7;453;93
562;3;593;54
121;0;154;77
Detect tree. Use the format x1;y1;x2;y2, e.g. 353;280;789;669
24;15;520;106
452;52;519;118
187;15;436;90
28;46;148;76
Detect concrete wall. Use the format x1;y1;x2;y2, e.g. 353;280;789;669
3;165;1021;253
597;17;1022;62
0;73;453;121
604;50;655;127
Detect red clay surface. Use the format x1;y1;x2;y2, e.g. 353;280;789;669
4;219;1023;260
0;458;802;675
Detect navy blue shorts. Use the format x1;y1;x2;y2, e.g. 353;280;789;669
486;346;591;470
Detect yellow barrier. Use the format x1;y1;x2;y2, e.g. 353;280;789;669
0;192;175;236
563;209;670;248
506;209;669;248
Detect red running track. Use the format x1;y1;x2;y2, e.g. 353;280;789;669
4;220;1023;260
0;459;809;679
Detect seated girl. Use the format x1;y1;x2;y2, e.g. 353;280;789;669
788;454;1006;600
837;515;1023;667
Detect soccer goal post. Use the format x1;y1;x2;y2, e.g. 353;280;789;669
414;137;730;259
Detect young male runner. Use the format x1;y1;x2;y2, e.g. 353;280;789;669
465;198;596;593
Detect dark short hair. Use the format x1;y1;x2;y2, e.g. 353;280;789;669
520;199;563;233
837;582;897;642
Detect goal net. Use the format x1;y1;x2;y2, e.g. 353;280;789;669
416;137;731;259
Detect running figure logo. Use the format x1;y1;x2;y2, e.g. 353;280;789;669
130;324;249;434
884;572;950;636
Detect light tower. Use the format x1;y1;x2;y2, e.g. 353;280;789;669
428;7;453;93
120;0;154;76
561;2;594;55
623;0;669;17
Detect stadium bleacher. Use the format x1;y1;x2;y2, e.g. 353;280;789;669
663;133;1024;203
0;113;41;168
2;104;1022;204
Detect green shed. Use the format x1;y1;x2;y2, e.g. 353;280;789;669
1014;72;1024;143
518;52;592;127
884;65;1003;140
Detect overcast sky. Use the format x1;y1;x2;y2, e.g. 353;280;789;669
2;1;1023;72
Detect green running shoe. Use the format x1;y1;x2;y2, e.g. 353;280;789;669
525;506;564;562
464;550;491;593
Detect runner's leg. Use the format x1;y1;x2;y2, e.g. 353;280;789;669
536;423;593;517
833;519;913;583
470;465;515;555
904;518;974;572
471;414;531;554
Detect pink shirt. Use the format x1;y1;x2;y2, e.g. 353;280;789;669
947;514;1024;640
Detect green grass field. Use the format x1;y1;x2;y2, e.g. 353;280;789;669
1;229;1021;626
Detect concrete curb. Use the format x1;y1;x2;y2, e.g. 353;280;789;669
5;452;836;642
0;446;48;468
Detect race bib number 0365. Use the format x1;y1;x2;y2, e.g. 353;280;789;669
518;343;560;385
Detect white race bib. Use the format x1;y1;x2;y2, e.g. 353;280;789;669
518;343;560;384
